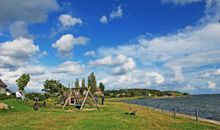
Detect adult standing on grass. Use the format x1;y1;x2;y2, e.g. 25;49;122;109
95;95;99;104
101;95;104;105
33;97;39;111
16;90;24;100
16;73;30;101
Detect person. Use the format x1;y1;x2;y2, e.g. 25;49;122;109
33;97;39;111
95;95;99;104
101;95;104;105
33;102;39;111
16;90;25;100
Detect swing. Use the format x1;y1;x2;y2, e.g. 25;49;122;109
62;87;100;111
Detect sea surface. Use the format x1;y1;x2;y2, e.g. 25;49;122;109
124;94;220;121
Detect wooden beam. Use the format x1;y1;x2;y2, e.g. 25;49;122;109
89;90;100;110
62;91;72;109
80;90;89;111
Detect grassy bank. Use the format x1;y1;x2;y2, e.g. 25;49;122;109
0;99;220;130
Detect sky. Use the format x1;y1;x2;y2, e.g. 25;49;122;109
0;0;220;94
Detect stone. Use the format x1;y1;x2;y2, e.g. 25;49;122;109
0;103;8;110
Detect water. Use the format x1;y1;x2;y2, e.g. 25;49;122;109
124;94;220;121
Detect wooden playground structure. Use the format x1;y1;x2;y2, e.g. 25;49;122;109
62;87;100;111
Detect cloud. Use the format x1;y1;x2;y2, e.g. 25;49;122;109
99;15;108;24
181;84;195;91
145;72;165;85
84;50;96;57
200;72;211;78
0;0;59;27
0;37;39;69
110;6;123;19
161;0;203;5
90;55;136;75
51;61;84;75
98;23;220;70
99;5;123;24
38;51;48;58
97;70;164;90
171;66;185;82
52;34;89;57
207;81;216;89
1;60;85;92
90;55;127;66
214;69;220;75
0;65;47;92
95;1;220;92
112;57;136;75
9;21;32;39
200;68;220;78
58;14;82;27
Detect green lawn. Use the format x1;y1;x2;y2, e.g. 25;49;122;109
0;99;220;130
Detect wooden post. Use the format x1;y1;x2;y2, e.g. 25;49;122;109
89;90;100;110
63;91;72;109
195;109;199;122
173;107;176;118
80;90;89;111
162;106;164;112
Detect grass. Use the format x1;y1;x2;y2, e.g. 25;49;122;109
0;99;220;130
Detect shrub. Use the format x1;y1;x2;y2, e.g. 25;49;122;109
25;93;49;101
0;94;15;100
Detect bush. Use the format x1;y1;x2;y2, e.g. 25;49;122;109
0;94;15;100
25;93;49;101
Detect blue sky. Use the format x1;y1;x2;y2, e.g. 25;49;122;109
0;0;220;94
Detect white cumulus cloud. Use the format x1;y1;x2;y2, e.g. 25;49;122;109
207;81;216;89
52;61;84;75
59;14;82;27
52;34;88;57
99;15;108;24
90;54;136;75
171;66;185;82
110;6;123;19
84;50;96;57
145;72;165;85
99;5;123;24
0;37;39;69
161;0;203;5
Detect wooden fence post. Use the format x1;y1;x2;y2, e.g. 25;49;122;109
173;107;176;118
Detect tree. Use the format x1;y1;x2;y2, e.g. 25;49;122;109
80;79;86;94
89;72;97;94
81;79;85;88
88;76;92;88
75;78;80;89
42;79;66;96
16;73;30;91
99;82;105;92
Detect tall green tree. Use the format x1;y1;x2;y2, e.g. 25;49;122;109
42;79;66;96
81;79;85;88
88;76;92;88
80;78;86;94
75;78;80;89
90;72;97;94
99;82;105;92
16;73;30;91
